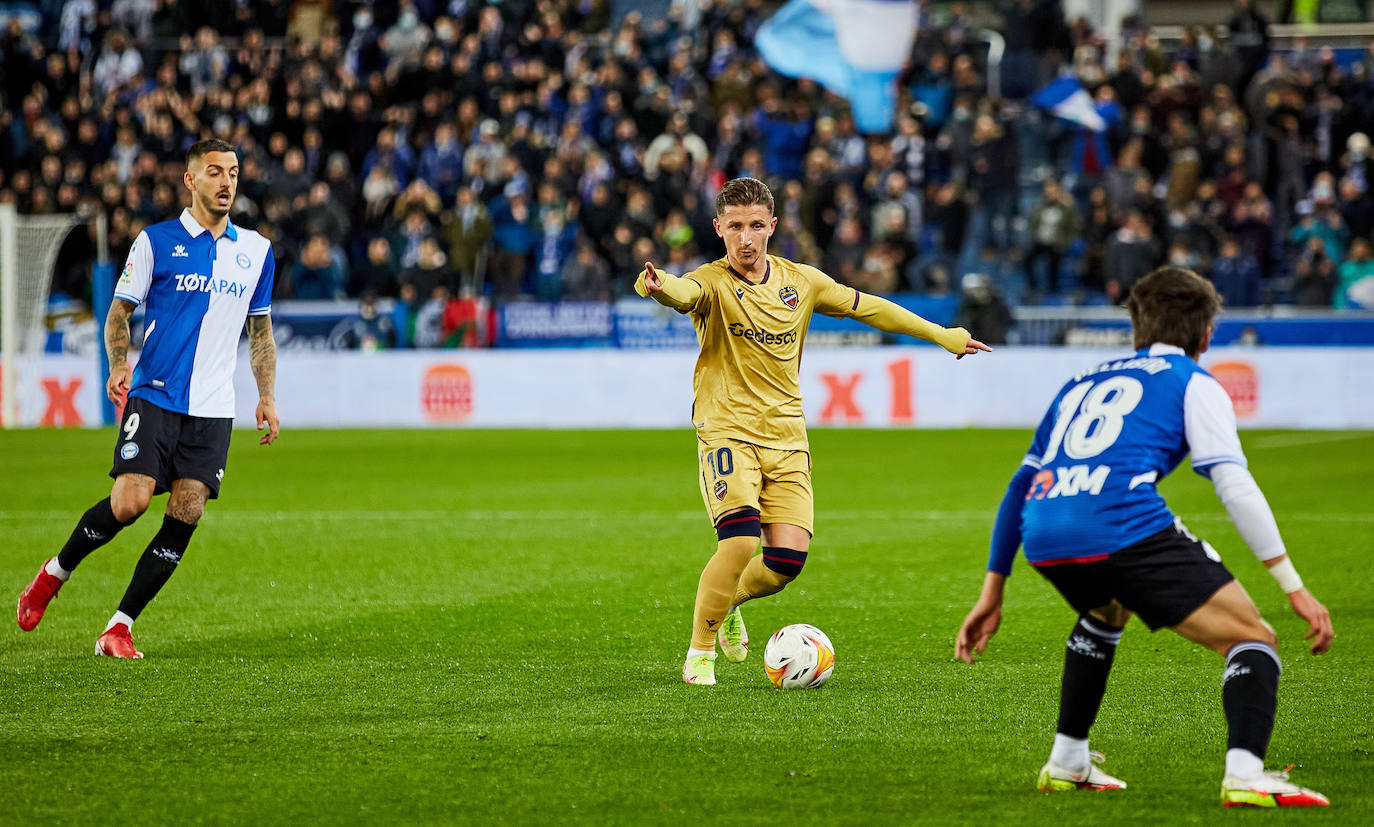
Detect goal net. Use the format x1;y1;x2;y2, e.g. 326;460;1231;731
0;204;84;427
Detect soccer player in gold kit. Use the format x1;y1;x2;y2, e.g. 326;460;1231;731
635;177;992;684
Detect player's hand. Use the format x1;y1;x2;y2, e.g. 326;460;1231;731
955;597;1002;664
256;398;280;445
957;337;993;360
107;363;131;406
636;261;663;298
1287;587;1333;654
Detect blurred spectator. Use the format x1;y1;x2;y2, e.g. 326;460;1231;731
1290;197;1349;266
489;193;536;299
952;273;1014;345
291;234;349;300
1024;179;1082;296
1209;237;1263;307
1104;212;1161;302
391;282;419;348
562;242;612;300
441;186;493;288
1336;237;1374;309
823;218;867;288
418;122;464;205
1294;236;1337;306
400;237;453;298
361;127;416;190
534;206;579;301
1080;186;1115;293
1227;0;1270;92
350;237;400;298
91;30;142;99
179;27;229;97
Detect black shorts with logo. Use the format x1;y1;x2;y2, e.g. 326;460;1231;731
109;397;233;498
1033;522;1237;630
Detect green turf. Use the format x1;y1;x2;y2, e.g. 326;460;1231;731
1;427;1371;825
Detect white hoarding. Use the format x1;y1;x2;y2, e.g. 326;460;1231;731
7;348;1373;430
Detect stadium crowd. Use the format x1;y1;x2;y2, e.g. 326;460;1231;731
2;0;1373;349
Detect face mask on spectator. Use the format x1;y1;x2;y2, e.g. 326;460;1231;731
355;12;373;30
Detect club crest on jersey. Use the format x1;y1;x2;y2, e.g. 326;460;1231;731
172;244;189;257
714;480;728;500
120;442;140;460
236;253;251;269
779;285;799;309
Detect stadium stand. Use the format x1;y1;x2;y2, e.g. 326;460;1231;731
1;0;1372;352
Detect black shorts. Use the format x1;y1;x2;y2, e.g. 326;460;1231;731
1034;522;1236;630
109;397;233;498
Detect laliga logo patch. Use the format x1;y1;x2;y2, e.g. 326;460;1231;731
714;480;728;500
120;442;140;460
779;285;799;310
236;253;251;269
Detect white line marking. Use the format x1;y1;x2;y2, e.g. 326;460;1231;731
1250;432;1374;449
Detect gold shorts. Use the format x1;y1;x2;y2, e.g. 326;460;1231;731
696;437;813;534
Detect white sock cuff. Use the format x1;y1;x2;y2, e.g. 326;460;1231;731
1226;640;1281;675
686;647;714;660
106;611;135;632
1225;748;1264;780
45;557;72;582
1050;733;1090;770
1078;616;1123;644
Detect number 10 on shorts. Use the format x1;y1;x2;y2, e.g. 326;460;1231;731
705;446;734;478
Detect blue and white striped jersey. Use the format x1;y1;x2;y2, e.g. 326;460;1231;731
115;209;274;418
1015;344;1246;565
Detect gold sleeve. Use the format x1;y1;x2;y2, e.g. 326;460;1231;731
852;293;971;355
634;268;704;312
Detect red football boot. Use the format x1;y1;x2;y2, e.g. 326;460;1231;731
17;559;64;631
95;623;144;659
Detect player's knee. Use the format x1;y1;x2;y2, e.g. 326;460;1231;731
762;546;807;583
110;488;151;523
167;494;205;525
1249;618;1278;649
716;507;761;541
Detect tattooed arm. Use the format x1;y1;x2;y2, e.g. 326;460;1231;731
105;299;136;404
246;314;280;445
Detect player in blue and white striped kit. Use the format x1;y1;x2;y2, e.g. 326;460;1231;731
955;267;1334;808
17;139;280;658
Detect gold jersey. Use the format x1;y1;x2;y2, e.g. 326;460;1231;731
681;255;858;450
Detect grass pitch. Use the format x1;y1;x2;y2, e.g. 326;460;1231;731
2;427;1371;825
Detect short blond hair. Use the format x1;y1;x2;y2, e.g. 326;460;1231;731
715;177;774;217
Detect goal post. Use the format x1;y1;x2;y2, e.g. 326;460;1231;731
0;204;86;428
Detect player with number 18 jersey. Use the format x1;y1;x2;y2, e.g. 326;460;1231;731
955;267;1333;809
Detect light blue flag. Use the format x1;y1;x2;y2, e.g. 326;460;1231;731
1031;76;1106;132
755;0;918;134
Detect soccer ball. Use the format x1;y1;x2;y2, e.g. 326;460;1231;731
763;624;835;689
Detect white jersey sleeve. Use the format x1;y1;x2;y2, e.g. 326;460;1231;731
113;230;154;306
1184;372;1247;476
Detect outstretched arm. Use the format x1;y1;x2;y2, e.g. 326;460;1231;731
955;463;1036;663
851;293;991;358
1210;462;1332;653
634;261;704;312
246;314;279;445
105;299;136;405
